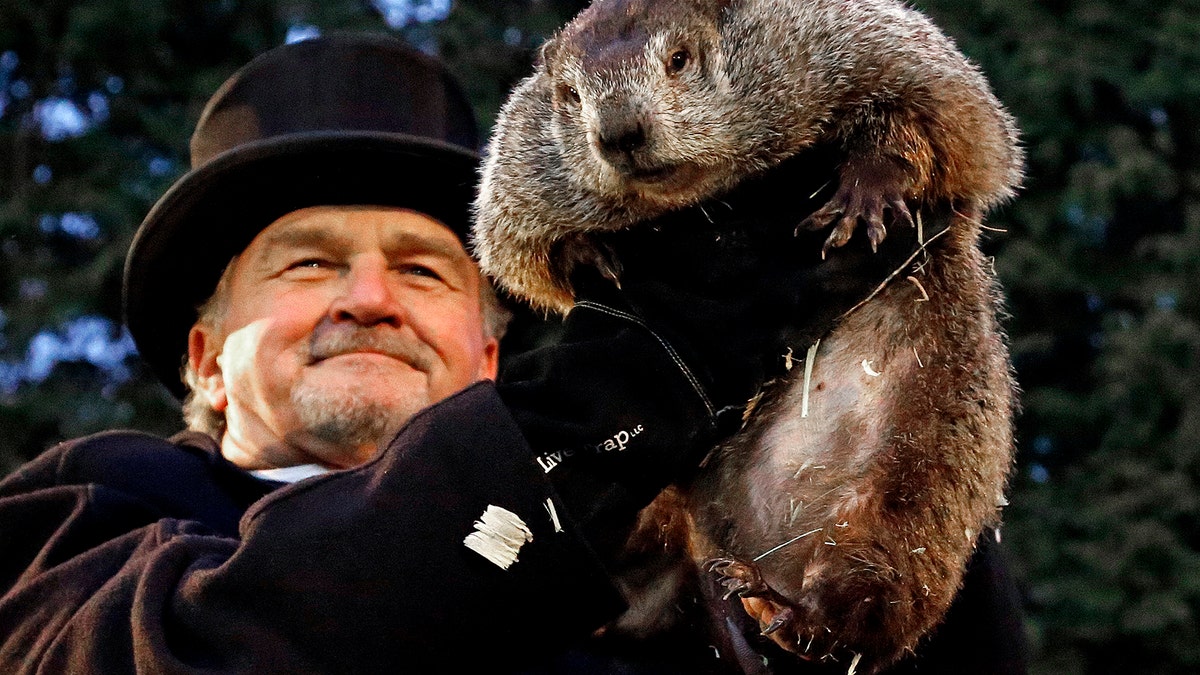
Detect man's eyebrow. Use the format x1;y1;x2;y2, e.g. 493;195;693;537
256;220;470;263
258;222;347;253
381;230;470;262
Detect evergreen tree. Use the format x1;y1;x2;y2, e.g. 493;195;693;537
919;1;1200;671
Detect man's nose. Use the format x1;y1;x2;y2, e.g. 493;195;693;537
328;258;405;326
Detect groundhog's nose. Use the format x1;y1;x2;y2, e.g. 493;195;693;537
596;104;648;159
599;122;646;155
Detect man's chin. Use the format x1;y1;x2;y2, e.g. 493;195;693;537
290;383;430;456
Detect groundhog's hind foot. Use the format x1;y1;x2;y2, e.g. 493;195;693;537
709;556;898;670
797;157;916;259
709;558;798;625
742;592;873;669
707;557;773;599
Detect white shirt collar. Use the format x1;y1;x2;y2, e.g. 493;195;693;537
249;463;332;483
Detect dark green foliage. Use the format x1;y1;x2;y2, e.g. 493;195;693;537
917;1;1200;671
1;1;1197;671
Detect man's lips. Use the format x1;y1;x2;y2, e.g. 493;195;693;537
306;323;435;372
313;348;386;360
311;349;409;365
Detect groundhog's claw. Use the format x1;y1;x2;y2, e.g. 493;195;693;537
889;196;915;229
553;235;623;295
719;579;750;600
798;156;918;258
710;558;818;655
761;606;796;635
742;596;810;655
707;557;770;599
816;213;859;259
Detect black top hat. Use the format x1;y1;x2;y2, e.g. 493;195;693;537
123;32;482;399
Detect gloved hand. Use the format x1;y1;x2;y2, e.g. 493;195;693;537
496;263;726;561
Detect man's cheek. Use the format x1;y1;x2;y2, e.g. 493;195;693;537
217;319;276;391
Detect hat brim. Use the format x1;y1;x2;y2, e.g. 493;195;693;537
123;130;480;399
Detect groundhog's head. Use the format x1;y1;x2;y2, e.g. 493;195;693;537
537;0;745;211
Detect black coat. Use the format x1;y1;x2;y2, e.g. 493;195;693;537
0;382;1027;674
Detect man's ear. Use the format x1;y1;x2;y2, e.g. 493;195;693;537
188;323;228;412
478;337;500;382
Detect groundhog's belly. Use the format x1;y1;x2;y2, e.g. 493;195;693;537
678;236;1014;670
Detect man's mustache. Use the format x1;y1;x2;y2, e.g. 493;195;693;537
307;322;435;371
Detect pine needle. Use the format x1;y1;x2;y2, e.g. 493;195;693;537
754;528;823;561
905;275;929;302
801;340;820;418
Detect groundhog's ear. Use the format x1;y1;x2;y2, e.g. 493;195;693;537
703;0;734;15
535;36;560;71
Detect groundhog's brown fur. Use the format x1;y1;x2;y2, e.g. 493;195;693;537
473;0;1022;672
690;207;1016;671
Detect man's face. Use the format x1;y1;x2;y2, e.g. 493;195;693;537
189;205;499;470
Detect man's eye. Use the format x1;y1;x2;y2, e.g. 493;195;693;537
291;258;328;269
402;264;443;280
282;259;334;276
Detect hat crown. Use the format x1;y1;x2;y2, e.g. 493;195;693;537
189;33;480;168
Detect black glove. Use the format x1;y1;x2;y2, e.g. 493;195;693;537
496;266;725;560
497;149;941;560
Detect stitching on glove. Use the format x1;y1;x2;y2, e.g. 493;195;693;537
574;300;717;418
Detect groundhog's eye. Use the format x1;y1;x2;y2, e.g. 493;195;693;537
667;49;691;74
558;84;581;104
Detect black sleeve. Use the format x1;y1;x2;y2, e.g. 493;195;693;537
0;382;625;674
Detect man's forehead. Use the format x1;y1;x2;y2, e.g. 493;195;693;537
249;205;472;260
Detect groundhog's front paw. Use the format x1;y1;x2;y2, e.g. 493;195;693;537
798;158;916;259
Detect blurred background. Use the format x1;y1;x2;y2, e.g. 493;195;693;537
0;1;1196;672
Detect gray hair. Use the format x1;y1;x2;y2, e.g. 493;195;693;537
180;256;512;438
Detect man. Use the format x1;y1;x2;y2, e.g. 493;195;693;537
0;33;1026;674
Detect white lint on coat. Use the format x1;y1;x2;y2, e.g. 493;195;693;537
463;505;533;570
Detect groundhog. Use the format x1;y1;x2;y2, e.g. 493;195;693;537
472;0;1023;672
